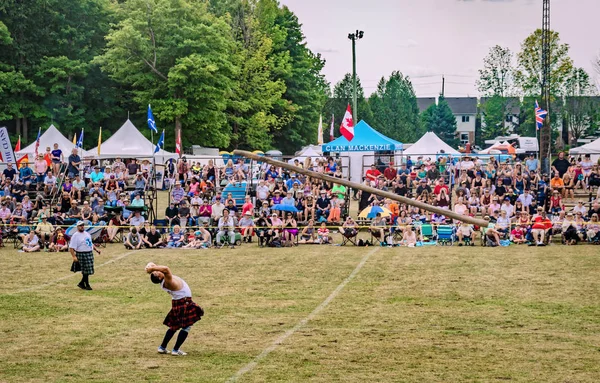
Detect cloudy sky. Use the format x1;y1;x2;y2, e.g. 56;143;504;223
280;0;599;97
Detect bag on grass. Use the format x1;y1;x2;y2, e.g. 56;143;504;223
70;261;81;273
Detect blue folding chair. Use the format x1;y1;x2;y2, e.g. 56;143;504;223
436;225;454;246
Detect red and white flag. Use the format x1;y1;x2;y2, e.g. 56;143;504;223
175;130;181;157
15;135;28;167
339;104;354;141
329;114;334;142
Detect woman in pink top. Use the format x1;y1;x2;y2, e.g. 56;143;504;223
34;154;48;189
241;196;254;216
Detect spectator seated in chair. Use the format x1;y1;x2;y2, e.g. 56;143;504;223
338;216;358;239
216;209;236;249
317;222;332;244
457;222;474;246
530;211;552;246
586;213;600;244
369;213;387;244
300;219;317;244
166;225;185;248
239;211;255;243
255;212;273;247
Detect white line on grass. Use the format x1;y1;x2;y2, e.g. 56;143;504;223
226;247;380;383
13;250;137;294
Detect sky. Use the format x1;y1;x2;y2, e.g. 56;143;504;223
280;0;599;98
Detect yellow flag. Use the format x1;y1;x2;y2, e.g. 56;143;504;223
72;134;76;145
97;127;102;156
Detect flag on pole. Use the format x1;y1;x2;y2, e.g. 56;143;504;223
535;100;548;131
175;130;181;157
97;127;102;156
76;129;84;148
154;130;165;154
329;114;335;142
72;134;76;145
339;104;355;141
15;136;27;167
147;104;157;133
317;115;324;145
34;127;41;157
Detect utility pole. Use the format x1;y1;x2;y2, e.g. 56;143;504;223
540;0;551;174
348;30;364;123
441;75;445;98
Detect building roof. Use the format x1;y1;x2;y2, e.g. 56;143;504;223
479;97;521;115
445;97;477;115
416;97;436;113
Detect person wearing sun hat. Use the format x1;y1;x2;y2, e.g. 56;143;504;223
69;221;101;290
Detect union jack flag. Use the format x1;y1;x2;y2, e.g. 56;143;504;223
535;100;547;131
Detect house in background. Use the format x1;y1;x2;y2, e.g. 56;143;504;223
479;97;521;133
416;97;436;113
445;97;477;145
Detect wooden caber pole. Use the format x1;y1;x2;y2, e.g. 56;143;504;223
233;150;489;227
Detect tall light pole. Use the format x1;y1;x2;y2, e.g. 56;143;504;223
348;30;364;123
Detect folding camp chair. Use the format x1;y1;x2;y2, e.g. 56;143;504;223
419;224;434;242
340;228;359;246
436;225;454;246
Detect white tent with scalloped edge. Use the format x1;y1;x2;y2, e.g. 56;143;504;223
16;124;76;159
85;119;174;159
403;131;460;156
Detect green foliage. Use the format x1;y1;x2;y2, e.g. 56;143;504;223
322;73;372;138
514;29;573;97
477;45;514;97
421;96;458;147
480;96;512;140
368;71;423;143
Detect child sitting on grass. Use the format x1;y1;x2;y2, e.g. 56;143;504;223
317;222;332;244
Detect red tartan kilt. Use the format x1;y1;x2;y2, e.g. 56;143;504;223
163;297;204;330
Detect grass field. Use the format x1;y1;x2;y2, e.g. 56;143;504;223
1;244;600;382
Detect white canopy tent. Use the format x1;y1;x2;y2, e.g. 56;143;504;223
570;137;600;162
16;124;76;159
85;119;175;160
403;132;460;156
288;145;323;164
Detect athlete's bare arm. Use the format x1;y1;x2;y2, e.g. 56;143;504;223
145;263;183;291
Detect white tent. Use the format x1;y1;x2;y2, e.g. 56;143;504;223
570;137;600;162
16;124;76;158
85;119;175;160
403;132;460;156
288;145;323;164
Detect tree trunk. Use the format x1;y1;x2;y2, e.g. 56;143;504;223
22;117;28;143
561;116;569;146
16;117;21;138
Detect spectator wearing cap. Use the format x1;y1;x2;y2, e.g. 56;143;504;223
197;199;212;225
239;211;255;243
562;212;579;245
226;199;238;216
89;166;105;187
171;182;185;205
259;200;271;217
500;197;514;218
93;198;108;221
285;174;301;191
130;193;145;208
165;201;179;227
416;178;432;196
130;210;146;228
176;200;190;229
315;190;330;222
281;191;295;207
433;177;448;196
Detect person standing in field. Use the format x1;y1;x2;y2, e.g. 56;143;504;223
69;221;101;290
146;263;204;356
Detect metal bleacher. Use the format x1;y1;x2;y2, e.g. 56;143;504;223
222;181;248;206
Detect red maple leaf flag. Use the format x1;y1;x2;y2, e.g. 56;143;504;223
175;130;182;157
339;104;354;141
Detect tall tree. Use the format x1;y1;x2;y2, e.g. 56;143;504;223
562;67;599;145
477;45;514;97
95;0;237;150
421;96;458;147
480;96;510;140
322;73;372;137
368;71;422;142
514;29;573;97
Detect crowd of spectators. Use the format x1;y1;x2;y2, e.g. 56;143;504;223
2;146;599;251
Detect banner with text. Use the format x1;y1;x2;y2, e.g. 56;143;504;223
0;127;16;163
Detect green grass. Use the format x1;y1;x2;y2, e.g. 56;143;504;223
1;244;599;382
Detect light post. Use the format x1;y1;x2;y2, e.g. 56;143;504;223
348;30;364;123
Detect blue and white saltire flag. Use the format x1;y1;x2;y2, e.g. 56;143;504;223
147;104;157;133
154;130;165;153
535;100;548;131
76;129;84;148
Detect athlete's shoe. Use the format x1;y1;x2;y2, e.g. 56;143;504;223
77;282;87;290
171;349;187;356
157;346;169;354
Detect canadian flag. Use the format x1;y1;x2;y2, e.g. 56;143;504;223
339;104;354;141
15;136;28;167
175;130;181;157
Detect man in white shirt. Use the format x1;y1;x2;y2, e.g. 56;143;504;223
69;221;101;290
211;197;225;226
573;201;588;216
255;180;270;202
496;210;511;236
130;210;146;228
500;198;514;218
217;209;236;248
517;189;533;209
44;172;57;195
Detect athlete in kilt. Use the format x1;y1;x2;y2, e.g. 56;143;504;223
146;263;204;356
69;221;101;290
